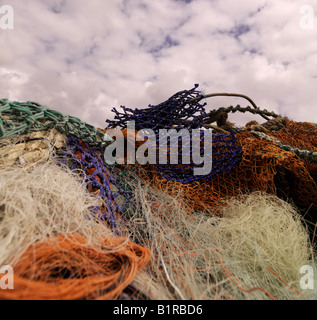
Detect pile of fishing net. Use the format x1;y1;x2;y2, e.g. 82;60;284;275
1;86;317;300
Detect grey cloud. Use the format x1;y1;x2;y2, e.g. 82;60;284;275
1;0;317;129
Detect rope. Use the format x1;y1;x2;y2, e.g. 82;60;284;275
189;92;260;109
189;93;279;121
0;234;151;300
250;130;317;163
206;105;280;122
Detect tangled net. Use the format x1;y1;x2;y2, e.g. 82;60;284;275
0;234;150;300
1;85;317;300
125;184;314;300
106;84;207;131
105;85;243;184
104;85;317;225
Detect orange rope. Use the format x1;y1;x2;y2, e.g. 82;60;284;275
0;234;151;300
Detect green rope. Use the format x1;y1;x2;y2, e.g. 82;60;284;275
207;104;280;121
189;92;279;121
0;99;109;148
190;92;260;109
250;130;317;163
175;104;280;129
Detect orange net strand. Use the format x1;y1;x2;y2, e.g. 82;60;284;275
0;234;151;300
218;252;276;300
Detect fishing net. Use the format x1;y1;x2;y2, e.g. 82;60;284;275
0;98;132;228
1;85;317;300
105;85;244;184
59;135;133;228
104;86;317;226
106;84;207;131
124;181;315;300
247;121;317;226
0;98;108;147
141;129;317;216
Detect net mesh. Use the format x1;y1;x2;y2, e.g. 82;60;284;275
1;86;317;300
59;135;133;228
0;99;107;147
105;85;243;184
106;84;207;131
2;89;316;221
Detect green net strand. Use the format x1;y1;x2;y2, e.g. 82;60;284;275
250;130;317;163
0;99;109;148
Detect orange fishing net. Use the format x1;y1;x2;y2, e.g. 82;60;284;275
0;234;151;300
126;126;317;222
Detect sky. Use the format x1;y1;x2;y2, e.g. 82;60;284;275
0;0;317;129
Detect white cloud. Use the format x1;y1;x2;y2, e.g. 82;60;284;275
1;0;317;128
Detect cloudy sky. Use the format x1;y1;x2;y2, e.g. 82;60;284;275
1;0;317;128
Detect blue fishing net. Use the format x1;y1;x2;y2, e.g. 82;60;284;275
156;131;243;183
106;84;207;130
106;85;243;184
59;135;133;228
